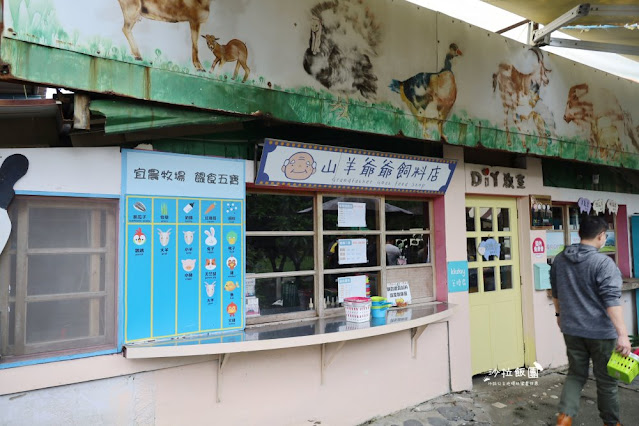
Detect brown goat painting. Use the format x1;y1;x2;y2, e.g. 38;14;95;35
117;0;211;71
202;35;250;83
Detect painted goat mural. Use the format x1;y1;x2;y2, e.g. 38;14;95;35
492;48;554;148
564;83;639;161
117;0;212;71
3;0;639;169
202;35;250;82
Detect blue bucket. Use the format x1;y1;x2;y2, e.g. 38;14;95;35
371;306;388;318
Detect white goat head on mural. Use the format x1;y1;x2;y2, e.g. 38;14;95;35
183;231;195;245
204;281;216;297
157;228;172;247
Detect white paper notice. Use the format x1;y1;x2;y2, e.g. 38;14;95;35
337;202;367;228
337;275;367;302
338;238;368;265
386;281;412;306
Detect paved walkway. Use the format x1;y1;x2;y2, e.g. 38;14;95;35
361;368;639;426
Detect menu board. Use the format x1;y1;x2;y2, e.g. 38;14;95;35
122;150;245;343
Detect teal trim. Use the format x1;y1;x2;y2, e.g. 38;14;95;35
0;349;118;369
90;99;245;134
4;38;639;170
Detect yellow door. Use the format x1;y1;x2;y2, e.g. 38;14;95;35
466;197;524;375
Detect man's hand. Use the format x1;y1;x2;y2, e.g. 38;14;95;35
616;334;631;357
607;305;631;356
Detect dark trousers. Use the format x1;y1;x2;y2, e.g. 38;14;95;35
558;334;619;424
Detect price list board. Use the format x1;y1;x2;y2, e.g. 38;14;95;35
122;150;245;343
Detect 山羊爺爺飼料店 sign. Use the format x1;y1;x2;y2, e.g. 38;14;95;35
255;139;457;194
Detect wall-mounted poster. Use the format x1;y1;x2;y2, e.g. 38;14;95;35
122;150;245;343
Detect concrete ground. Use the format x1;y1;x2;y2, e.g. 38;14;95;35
361;368;639;426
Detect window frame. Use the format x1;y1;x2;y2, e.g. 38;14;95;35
245;189;435;325
0;196;118;363
547;203;617;263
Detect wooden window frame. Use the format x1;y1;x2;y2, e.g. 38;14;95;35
0;196;118;362
246;190;435;325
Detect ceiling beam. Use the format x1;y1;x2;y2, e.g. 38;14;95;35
547;38;639;56
532;3;639;57
496;18;530;35
532;3;590;45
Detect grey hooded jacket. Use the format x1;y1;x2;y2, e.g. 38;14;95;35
550;243;622;339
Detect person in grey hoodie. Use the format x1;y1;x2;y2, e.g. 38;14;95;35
550;215;631;426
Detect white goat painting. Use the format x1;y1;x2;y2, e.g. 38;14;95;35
183;231;195;245
157;228;172;247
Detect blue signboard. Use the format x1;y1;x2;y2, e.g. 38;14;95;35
256;139;457;194
448;260;469;293
122;150;245;343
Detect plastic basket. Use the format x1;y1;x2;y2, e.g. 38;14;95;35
344;297;371;323
607;351;639;384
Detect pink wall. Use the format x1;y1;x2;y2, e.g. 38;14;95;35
434;195;448;302
616;205;631;277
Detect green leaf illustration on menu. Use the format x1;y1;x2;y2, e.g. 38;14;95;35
161;203;168;216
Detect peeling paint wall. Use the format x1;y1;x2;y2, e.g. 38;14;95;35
2;1;639;168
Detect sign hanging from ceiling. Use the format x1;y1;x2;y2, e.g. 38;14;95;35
255;139;457;194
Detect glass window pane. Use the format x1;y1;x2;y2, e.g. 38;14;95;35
483;267;496;292
500;266;513;290
604;212;615;230
385;199;430;231
546;231;565;257
570;231;580;245
465;207;475;232
467;238;477;262
600;231;616;253
499;237;511;260
480;208;493;231
469;268;478;293
568;207;580;231
247;236;314;274
26;298;105;344
8;302;15;345
246;193;313;231
322;197;379;231
28;207;94;249
386;234;429;265
551;206;564;231
324;272;379;304
497;208;510;231
254;276;314;316
324;236;379;269
27;254;103;296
